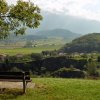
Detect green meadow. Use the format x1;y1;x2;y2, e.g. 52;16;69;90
0;45;62;55
0;78;100;100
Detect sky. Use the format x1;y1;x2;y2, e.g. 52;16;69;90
7;0;100;22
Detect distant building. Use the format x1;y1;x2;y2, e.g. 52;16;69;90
59;53;66;56
16;54;23;58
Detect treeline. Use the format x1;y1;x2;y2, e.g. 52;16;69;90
0;55;99;78
0;56;87;77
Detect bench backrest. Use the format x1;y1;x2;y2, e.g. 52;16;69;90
0;72;31;80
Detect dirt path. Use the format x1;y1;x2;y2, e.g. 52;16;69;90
0;82;35;89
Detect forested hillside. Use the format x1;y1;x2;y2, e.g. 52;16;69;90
60;33;100;53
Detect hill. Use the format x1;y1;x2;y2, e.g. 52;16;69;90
60;33;100;53
0;78;100;100
35;28;81;41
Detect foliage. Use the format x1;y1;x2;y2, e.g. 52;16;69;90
60;33;100;53
31;53;43;60
0;54;99;78
87;62;98;76
0;0;42;39
42;50;58;56
52;67;86;78
0;56;88;76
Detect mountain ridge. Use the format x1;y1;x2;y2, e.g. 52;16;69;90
34;28;81;41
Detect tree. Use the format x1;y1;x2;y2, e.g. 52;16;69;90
0;0;42;39
31;53;43;60
87;62;97;76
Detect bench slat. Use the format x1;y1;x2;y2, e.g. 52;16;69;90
0;72;24;75
0;79;32;82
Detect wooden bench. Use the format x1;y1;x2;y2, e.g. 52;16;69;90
0;72;31;93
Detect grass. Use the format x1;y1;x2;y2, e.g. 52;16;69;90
0;45;62;55
0;78;100;100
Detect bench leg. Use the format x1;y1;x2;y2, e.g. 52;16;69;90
23;79;26;93
22;72;26;94
26;81;28;86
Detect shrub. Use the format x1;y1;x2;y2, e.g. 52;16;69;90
31;53;43;60
87;62;97;76
51;67;85;78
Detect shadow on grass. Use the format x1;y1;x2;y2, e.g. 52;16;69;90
0;88;23;100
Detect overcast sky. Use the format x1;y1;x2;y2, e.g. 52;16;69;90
7;0;100;21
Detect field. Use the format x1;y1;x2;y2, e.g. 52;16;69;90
0;37;65;55
0;78;100;100
0;45;62;55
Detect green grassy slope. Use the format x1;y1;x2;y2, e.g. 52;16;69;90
0;78;100;100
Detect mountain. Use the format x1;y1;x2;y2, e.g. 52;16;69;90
35;28;81;41
27;12;100;34
60;33;100;53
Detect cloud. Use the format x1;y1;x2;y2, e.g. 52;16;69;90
34;0;100;21
6;0;100;21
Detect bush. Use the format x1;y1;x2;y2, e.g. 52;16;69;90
87;62;97;76
51;67;86;78
31;53;43;60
